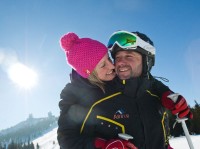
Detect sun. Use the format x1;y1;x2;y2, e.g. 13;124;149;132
8;63;38;89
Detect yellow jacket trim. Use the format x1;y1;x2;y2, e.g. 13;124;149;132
147;90;167;143
97;115;125;133
122;80;126;84
161;111;167;143
146;90;159;99
80;92;122;133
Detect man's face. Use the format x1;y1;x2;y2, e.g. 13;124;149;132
114;50;143;80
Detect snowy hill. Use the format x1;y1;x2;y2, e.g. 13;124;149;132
33;128;59;149
0;114;58;148
170;135;200;149
33;127;200;149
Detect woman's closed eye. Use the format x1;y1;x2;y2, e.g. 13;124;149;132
100;62;106;68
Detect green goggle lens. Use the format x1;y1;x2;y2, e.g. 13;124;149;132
107;32;137;49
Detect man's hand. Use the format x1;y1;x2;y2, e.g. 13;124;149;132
162;91;193;119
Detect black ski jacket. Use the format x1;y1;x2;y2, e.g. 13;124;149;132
57;71;171;149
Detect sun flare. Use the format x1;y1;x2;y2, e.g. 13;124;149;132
8;63;38;89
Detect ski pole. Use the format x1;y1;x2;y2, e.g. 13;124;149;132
176;117;194;149
168;94;194;149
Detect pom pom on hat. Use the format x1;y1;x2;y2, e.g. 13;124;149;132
60;32;79;52
60;32;108;78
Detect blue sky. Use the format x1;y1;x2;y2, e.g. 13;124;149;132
0;0;200;130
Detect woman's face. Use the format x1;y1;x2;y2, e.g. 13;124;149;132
95;53;116;81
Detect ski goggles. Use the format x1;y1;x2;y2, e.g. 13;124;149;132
107;30;155;55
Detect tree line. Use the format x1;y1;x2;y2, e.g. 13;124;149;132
0;140;38;149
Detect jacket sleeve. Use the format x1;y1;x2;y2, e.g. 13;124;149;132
152;78;172;98
57;85;95;149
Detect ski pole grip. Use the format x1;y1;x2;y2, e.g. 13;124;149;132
118;133;133;141
167;93;180;103
167;93;185;120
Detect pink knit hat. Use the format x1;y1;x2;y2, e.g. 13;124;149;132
60;32;108;78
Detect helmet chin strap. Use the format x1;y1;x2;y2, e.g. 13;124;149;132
142;55;152;79
146;56;151;79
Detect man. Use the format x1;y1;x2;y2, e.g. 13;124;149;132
105;30;193;149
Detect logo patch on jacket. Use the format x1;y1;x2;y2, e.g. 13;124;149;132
113;109;129;119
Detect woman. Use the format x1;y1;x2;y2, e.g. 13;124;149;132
57;32;137;149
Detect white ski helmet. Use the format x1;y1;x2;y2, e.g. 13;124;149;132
107;30;155;76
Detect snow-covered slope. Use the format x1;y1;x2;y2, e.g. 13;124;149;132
33;127;200;149
33;128;59;149
169;135;200;149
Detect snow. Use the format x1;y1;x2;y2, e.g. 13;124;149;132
33;128;59;149
33;127;200;149
169;135;200;149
